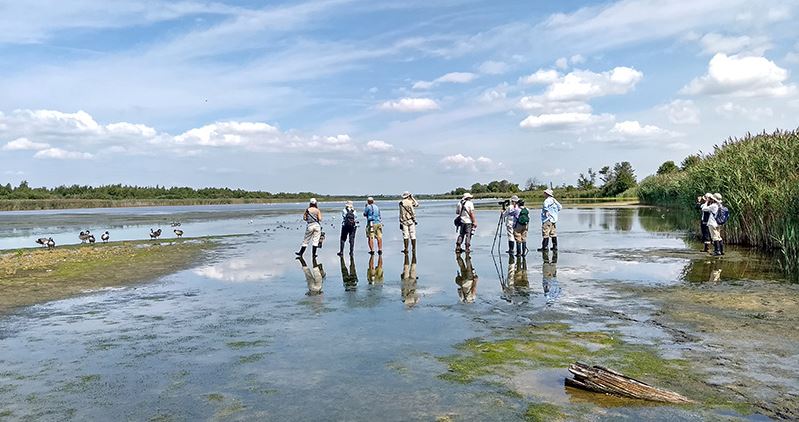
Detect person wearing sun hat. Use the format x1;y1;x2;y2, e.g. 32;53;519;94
696;192;714;252
455;192;477;253
399;191;420;254
364;196;383;255
537;188;562;252
502;195;520;254
702;192;725;256
338;200;358;256
296;198;323;258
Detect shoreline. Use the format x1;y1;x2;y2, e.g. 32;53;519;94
0;236;228;314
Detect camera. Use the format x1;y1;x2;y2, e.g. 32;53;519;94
498;199;510;208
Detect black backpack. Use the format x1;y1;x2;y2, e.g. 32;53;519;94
344;209;356;227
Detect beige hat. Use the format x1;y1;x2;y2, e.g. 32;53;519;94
510;195;519;202
346;200;354;208
544;188;554;197
705;192;713;199
402;191;411;198
462;192;473;199
367;196;374;202
310;198;318;205
713;193;723;202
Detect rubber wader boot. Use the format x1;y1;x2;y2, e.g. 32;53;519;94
719;241;725;255
516;243;522;256
507;241;515;254
537;238;549;252
338;241;345;256
712;241;721;256
312;246;318;258
703;242;709;252
295;246;306;258
403;239;409;253
550;237;558;251
411;239;417;253
522;242;528;256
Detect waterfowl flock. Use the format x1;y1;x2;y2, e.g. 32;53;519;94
33;226;185;249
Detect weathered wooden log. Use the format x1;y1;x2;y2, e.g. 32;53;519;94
565;362;693;404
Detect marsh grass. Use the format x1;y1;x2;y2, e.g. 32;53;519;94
638;129;799;280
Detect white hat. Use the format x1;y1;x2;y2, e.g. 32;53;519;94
309;198;318;205
402;191;411;198
713;193;723;202
544;188;554;197
462;192;473;199
367;196;374;202
346;200;354;208
510;195;519;202
705;192;713;199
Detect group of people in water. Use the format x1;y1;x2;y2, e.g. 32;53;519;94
294;189;563;259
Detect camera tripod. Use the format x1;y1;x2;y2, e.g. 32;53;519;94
490;212;505;255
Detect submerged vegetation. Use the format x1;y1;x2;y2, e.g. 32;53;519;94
0;237;220;313
637;129;799;281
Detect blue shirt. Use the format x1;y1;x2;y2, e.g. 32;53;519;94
364;203;382;224
542;197;562;224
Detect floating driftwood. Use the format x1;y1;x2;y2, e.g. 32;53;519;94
565;362;693;404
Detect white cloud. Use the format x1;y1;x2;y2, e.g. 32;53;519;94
519;112;610;129
34;148;94;160
715;102;774;120
519;69;560;85
518;97;591;114
699;33;771;55
2;137;50;151
542;168;565;177
570;54;586;65
478;60;509;75
480;83;509;103
365;140;394;152
681;53;796;97
555;57;568;69
544;67;643;102
412;72;477;90
174;122;281;147
659;99;701;125
439;154;495;173
379;98;440;112
610;121;680;138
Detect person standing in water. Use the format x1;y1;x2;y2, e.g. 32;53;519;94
696;193;713;252
502;195;520;254
455;193;477;254
296;198;323;258
338;200;358;256
537;188;562;252
513;199;531;256
364;197;383;255
399;191;419;254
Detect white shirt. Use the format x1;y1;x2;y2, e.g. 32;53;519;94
457;200;475;224
701;202;719;227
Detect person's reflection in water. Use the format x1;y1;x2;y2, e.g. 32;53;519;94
401;252;419;308
367;254;384;285
709;259;722;282
542;250;560;305
340;254;358;291
298;256;325;296
512;254;529;294
455;253;478;303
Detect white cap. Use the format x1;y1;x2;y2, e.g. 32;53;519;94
346;200;354;208
462;192;473;199
713;193;723;202
510;195;519;202
309;198;317;205
367;196;374;202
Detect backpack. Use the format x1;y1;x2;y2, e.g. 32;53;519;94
344;209;356;227
716;205;730;225
517;208;530;226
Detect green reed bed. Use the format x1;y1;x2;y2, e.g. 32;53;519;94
637;129;799;281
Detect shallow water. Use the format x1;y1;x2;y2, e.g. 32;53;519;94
0;202;794;421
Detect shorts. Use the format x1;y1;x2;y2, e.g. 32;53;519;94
513;225;528;242
401;222;416;240
542;220;557;238
709;225;722;242
367;223;383;240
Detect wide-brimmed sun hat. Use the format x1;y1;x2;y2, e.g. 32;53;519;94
705;192;713;199
713;193;723;202
462;192;473;199
510;195;519;202
544;188;554;197
402;191;411;198
346;200;354;208
310;198;318;205
367;196;374;202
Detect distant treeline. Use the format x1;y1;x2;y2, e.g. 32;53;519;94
0;182;319;201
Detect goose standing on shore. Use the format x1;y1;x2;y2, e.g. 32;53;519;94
150;228;162;240
36;237;49;247
101;231;110;243
173;229;184;238
88;234;96;244
47;238;55;250
79;230;91;243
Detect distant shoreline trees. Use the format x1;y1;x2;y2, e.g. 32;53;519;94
0;182;317;200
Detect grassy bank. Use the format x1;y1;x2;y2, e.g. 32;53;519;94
637;129;799;281
0;237;222;313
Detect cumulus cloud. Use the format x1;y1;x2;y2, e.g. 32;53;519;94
681;53;796;97
365;140;394;152
555;57;568;69
34;148;94;160
659;99;701;124
609;121;681;138
174;122;281;147
478;60;509;75
519;112;610;129
545;67;643;102
439;154;495;173
2;137;50;151
379;98;440;112
715;102;774;120
519;69;560;85
412;72;477;90
699;33;771;56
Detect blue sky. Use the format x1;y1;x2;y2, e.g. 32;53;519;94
1;0;798;195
